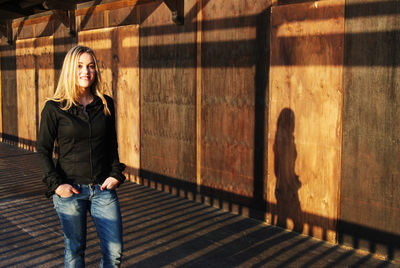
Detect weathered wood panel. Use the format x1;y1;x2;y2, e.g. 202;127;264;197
16;38;37;146
15;24;34;40
140;0;197;186
35;18;55;38
53;16;78;83
268;0;344;242
341;0;400;259
78;11;105;31
200;0;270;208
76;1;141;31
36;37;55;128
108;6;139;27
0;39;18;141
78;25;140;177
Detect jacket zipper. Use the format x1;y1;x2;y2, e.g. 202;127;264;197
87;109;93;181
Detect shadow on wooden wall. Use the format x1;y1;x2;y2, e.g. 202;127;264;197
0;0;399;261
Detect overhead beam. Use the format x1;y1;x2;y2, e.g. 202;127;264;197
0;2;36;16
163;0;184;25
50;10;76;36
42;0;77;10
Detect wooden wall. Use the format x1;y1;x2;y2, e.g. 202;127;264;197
0;0;399;259
340;0;400;258
200;0;270;210
268;0;344;242
15;36;54;149
0;39;18;143
139;0;197;190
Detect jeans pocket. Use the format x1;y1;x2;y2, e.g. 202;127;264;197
53;194;60;209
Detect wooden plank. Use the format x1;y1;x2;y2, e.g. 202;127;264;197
36;36;55;128
15;24;34;40
341;0;400;258
77;11;105;31
34;19;54;38
75;0;156;16
268;0;344;242
53;16;77;83
201;0;270;201
16;38;36;146
140;0;197;185
108;6;140;27
0;39;18;140
76;0;150;30
78;25;140;177
12;15;53;28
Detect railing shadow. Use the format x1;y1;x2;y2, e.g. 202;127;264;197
0;0;399;265
0;142;397;267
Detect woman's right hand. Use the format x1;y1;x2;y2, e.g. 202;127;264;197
55;184;80;198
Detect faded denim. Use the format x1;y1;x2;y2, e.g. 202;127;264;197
53;184;123;268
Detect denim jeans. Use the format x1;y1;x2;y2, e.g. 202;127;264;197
53;184;123;268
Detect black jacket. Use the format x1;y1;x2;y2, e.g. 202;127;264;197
37;95;126;197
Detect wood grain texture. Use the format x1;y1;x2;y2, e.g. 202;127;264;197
140;0;197;184
268;0;345;242
36;37;55;127
16;39;36;143
78;25;141;175
340;0;400;257
201;0;270;200
0;40;18;139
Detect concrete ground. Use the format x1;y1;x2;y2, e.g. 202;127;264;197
0;142;398;268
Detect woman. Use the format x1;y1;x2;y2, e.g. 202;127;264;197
37;45;125;268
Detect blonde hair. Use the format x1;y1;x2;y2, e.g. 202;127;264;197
49;45;110;115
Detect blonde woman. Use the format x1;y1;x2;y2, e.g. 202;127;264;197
37;45;125;268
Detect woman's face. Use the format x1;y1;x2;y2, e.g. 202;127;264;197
77;52;96;90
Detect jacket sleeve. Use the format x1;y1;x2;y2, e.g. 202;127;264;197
107;97;126;184
37;102;62;197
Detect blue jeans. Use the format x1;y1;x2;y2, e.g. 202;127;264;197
53;184;123;268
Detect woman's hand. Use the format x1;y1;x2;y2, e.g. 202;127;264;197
101;177;119;190
55;184;79;198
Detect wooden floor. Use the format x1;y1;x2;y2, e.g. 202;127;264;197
0;142;398;268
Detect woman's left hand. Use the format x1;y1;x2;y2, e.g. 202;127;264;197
101;177;119;190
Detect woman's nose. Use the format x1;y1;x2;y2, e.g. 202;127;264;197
81;66;89;74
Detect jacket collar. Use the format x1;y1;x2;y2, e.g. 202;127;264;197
65;95;104;116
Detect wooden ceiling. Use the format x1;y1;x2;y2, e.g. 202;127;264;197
0;0;92;22
0;0;182;42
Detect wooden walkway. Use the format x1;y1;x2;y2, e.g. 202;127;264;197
0;142;398;267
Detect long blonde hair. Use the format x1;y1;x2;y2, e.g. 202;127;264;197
49;45;110;115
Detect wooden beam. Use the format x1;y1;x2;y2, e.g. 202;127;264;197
0;2;35;16
163;0;184;25
50;10;76;36
42;0;77;10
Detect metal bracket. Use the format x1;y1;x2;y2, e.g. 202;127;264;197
163;0;184;25
0;20;13;45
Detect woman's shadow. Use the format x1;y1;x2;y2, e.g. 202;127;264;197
273;108;303;233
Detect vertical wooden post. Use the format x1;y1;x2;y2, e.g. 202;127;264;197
196;0;202;193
